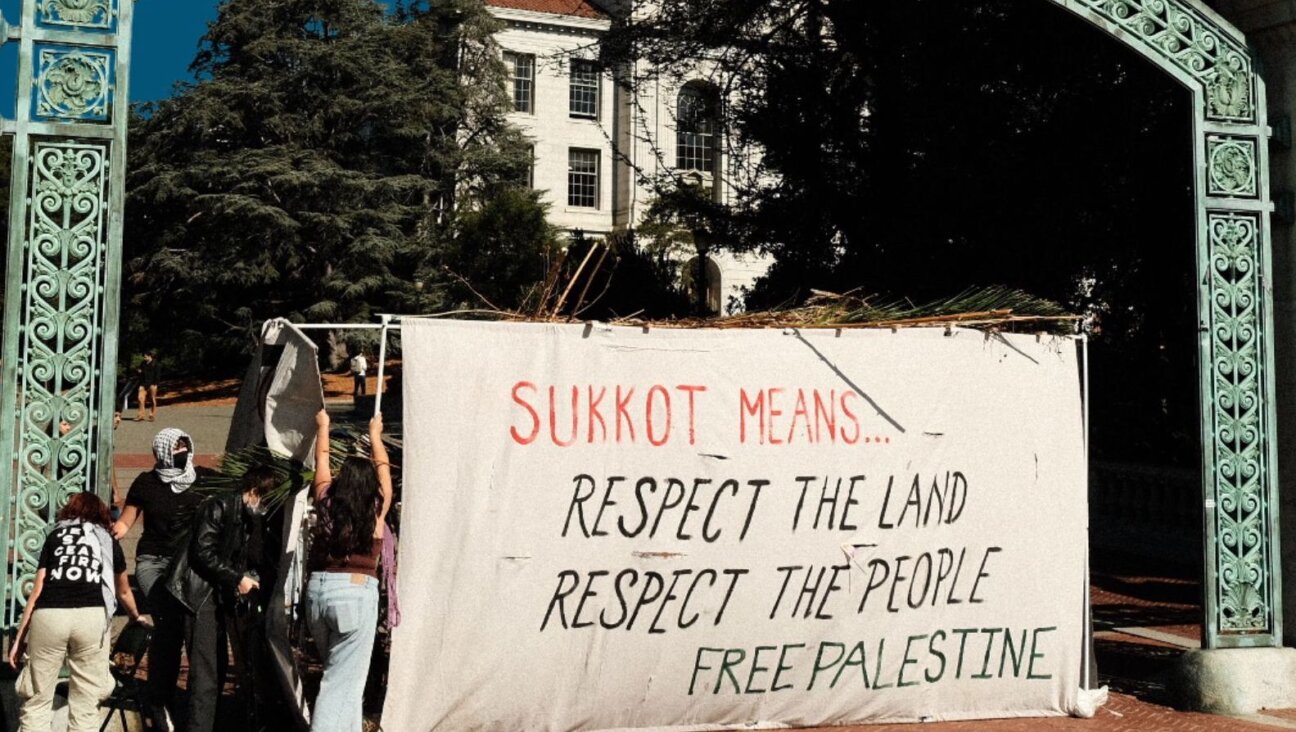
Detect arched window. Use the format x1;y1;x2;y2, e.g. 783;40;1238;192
676;82;719;175
682;256;723;315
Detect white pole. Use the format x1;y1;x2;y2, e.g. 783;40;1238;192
291;323;396;331
1081;334;1093;691
374;314;392;417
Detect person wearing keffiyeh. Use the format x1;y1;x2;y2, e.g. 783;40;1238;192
151;428;198;493
113;428;208;730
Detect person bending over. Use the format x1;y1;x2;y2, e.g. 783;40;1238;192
10;493;151;732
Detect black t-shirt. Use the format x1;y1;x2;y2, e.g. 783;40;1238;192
36;523;125;610
126;470;206;557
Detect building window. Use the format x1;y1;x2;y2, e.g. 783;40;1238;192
677;82;719;174
568;148;599;208
569;60;600;119
504;52;534;114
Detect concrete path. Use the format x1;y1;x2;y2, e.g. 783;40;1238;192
113;404;238;467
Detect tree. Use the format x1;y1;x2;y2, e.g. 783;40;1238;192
124;0;547;370
440;186;559;311
603;0;1199;463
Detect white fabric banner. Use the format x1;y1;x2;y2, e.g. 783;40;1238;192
387;320;1092;731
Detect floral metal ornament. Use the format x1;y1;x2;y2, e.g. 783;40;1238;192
1208;63;1253;121
35;47;111;121
39;0;113;30
1207;136;1258;198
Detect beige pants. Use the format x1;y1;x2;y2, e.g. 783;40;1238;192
17;607;112;732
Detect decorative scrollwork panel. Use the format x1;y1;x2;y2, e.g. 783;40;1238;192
1206;212;1275;637
1075;0;1255;122
5;141;109;615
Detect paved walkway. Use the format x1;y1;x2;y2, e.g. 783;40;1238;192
97;404;1296;732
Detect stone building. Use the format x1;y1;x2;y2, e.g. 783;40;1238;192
485;0;771;314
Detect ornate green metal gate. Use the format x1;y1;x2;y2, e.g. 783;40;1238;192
0;0;1277;651
0;0;133;627
1047;0;1279;649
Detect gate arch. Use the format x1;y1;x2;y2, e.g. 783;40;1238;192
1044;0;1277;648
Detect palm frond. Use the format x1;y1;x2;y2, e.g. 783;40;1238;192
416;284;1079;332
194;424;403;511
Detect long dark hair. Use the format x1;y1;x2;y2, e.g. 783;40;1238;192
315;457;380;559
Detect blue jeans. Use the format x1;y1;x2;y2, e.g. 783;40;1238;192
305;573;379;732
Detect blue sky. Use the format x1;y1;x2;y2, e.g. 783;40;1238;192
0;1;216;107
0;0;401;114
131;1;220;102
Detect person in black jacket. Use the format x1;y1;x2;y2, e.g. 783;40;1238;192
167;465;276;732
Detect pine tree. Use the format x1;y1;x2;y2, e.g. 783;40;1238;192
124;0;548;369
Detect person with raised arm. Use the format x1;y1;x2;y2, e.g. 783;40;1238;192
305;409;392;732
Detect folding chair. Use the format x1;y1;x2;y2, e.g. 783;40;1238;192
99;622;153;732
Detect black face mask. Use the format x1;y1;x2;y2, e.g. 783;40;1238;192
173;452;189;470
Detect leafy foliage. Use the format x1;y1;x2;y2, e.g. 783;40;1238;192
602;0;1198;462
124;0;549;370
439;186;559;311
542;230;693;322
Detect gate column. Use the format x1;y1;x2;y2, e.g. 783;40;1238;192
1210;0;1296;653
1048;0;1292;714
0;0;134;627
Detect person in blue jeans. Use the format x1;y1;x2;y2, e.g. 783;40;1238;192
308;409;391;732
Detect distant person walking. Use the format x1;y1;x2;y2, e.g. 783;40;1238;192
10;492;151;732
350;351;368;399
307;409;391;732
136;352;161;422
113;428;207;729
